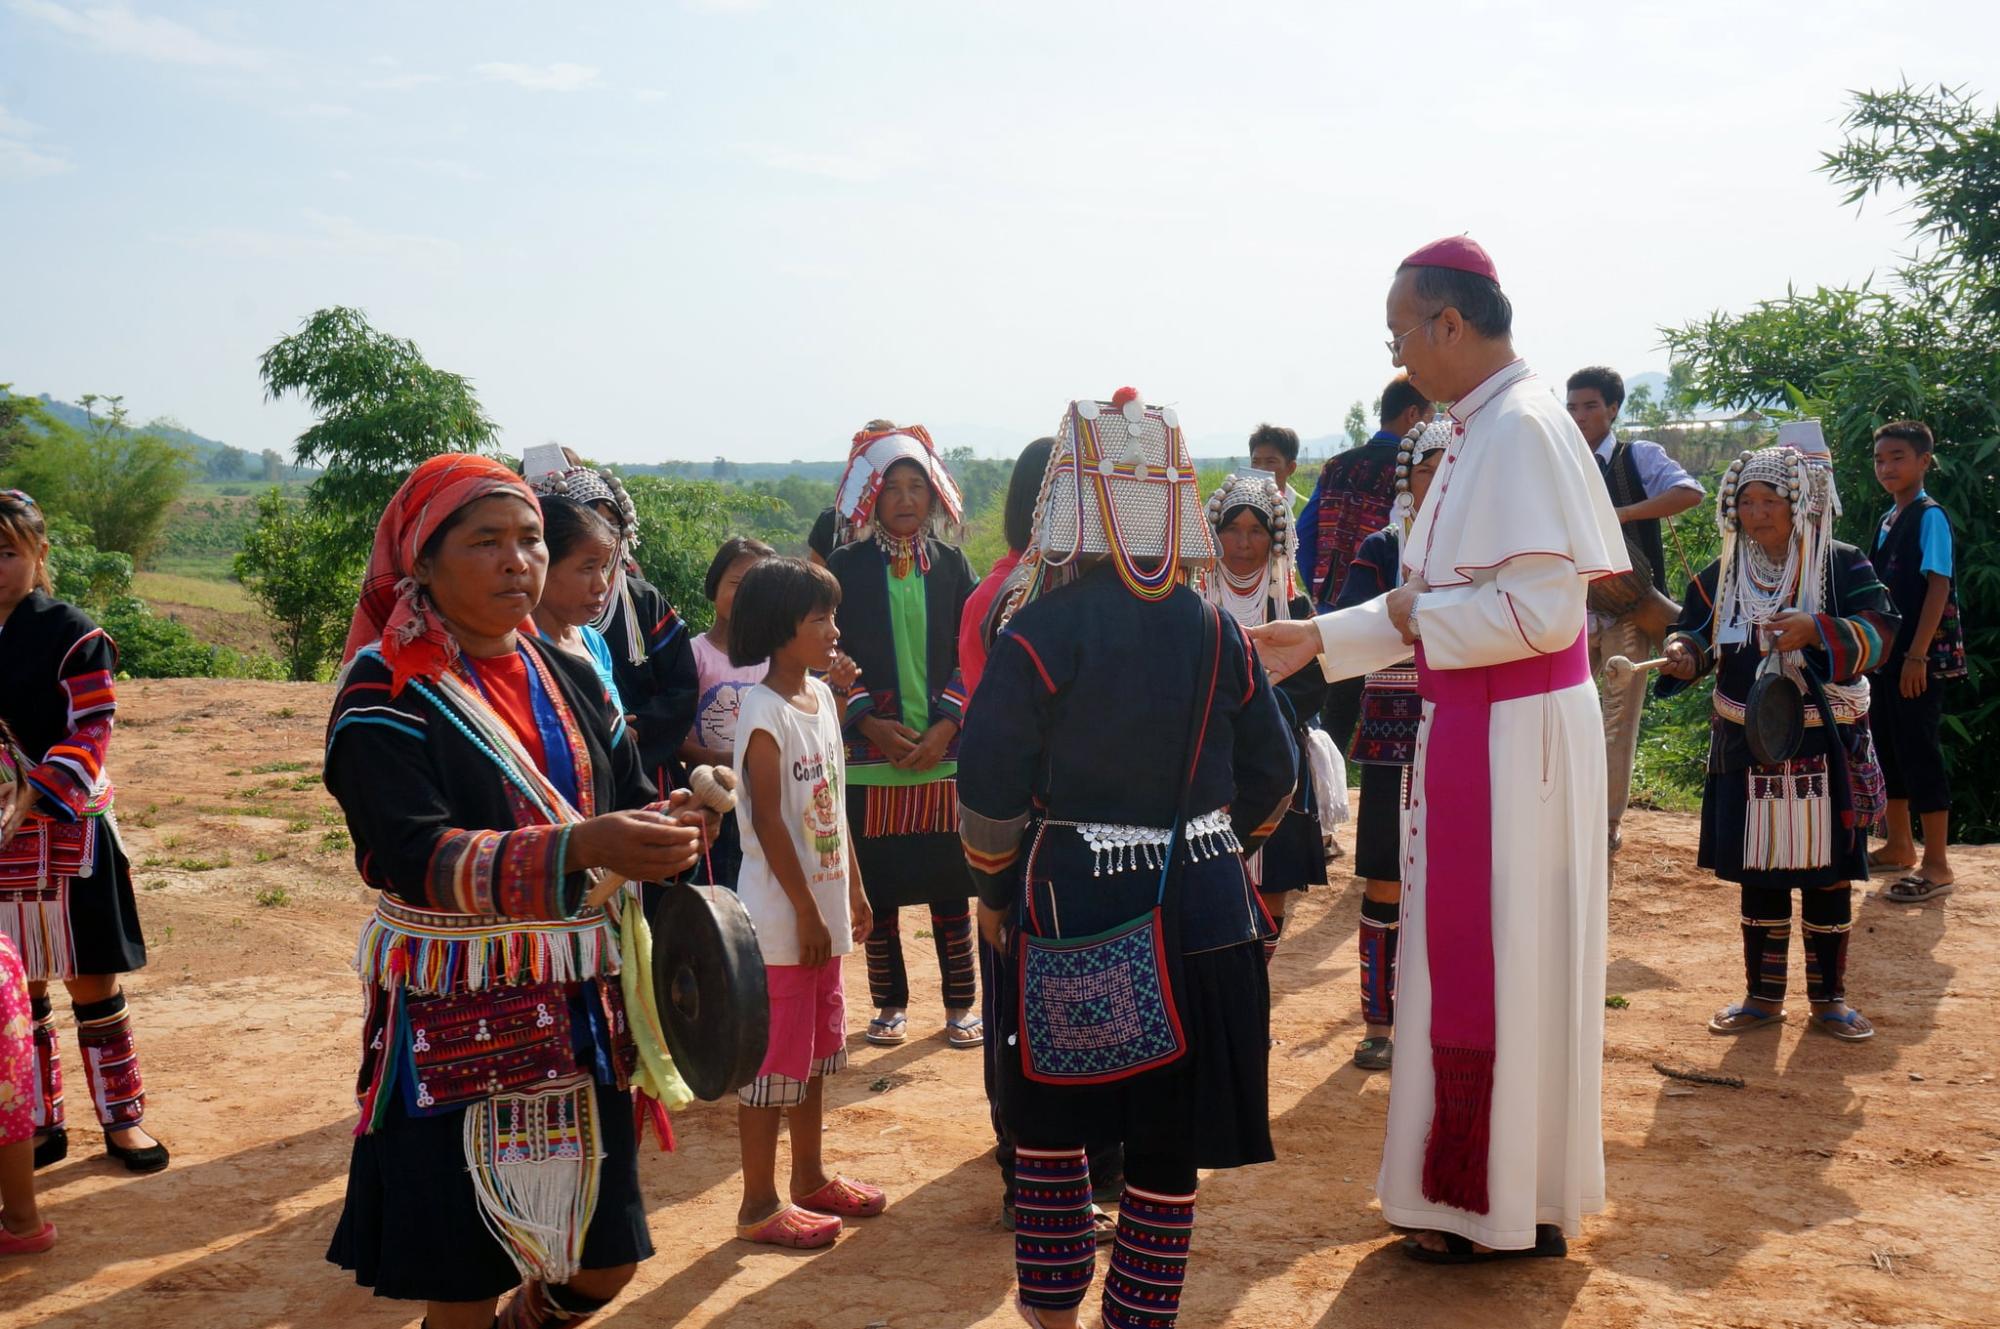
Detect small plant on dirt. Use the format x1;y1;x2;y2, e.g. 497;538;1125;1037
161;833;186;850
1606;994;1630;1010
290;774;320;790
317;806;344;826
144;878;168;892
129;803;159;828
175;853;231;872
285;817;311;834
253;848;288;864
319;828;351;854
171;724;193;734
252;760;308;774
273;706;296;719
140;854;166;868
255;886;292;908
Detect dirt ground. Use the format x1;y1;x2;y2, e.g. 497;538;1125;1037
3;679;1995;1328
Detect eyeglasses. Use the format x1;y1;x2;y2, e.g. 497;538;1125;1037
1385;312;1441;358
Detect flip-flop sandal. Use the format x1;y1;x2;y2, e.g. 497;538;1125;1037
946;1013;985;1048
1353;1036;1394;1071
1708;1003;1785;1035
737;1203;841;1248
1401;1224;1567;1264
865;1013;908;1046
0;1220;57;1256
793;1175;887;1218
1811;1008;1875;1042
1884;874;1954;903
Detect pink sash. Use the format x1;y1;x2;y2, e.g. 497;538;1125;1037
1413;630;1590;1213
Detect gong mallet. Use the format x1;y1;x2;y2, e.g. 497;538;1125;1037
1602;653;1673;685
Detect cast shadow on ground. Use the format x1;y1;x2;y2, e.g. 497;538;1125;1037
1312;1240;1589;1329
612;1151;1004;1327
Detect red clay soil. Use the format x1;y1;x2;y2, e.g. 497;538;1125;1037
3;679;1994;1327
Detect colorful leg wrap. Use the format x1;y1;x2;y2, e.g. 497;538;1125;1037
1261;912;1285;967
1014;1145;1097;1311
74;989;146;1129
1802;885;1854;1004
932;907;977;1010
1101;1183;1197;1328
1359;896;1400;1027
1740;887;1792;1005
865;909;909;1010
498;1279;614;1328
30;992;63;1133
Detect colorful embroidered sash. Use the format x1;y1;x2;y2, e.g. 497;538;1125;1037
1413;629;1590;1214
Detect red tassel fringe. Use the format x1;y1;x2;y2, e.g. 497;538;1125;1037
1421;1044;1494;1214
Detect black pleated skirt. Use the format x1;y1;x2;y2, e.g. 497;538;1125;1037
995;939;1274;1171
327;1077;653;1303
1353;763;1408;883
1257;805;1328;898
1697;768;1868;892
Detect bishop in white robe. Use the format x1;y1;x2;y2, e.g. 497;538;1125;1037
1254;237;1626;1256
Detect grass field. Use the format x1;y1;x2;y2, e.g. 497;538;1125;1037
133;569;257;612
144;551;241;582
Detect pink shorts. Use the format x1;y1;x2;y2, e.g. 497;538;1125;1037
739;958;847;1109
0;934;33;1146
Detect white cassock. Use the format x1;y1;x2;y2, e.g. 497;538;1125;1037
1316;360;1626;1248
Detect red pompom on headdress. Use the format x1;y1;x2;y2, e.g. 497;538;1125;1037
1110;386;1141;409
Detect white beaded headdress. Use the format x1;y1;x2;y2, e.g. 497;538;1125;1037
1200;469;1297;627
1026;387;1214;603
1713;420;1839;643
1393;418;1453;539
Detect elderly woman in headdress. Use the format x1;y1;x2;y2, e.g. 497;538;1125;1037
1328;418;1450;1071
1656;423;1896;1044
1201;469;1330;963
323;454;708;1329
958;389;1295;1329
824;423;983;1049
524;447;699;795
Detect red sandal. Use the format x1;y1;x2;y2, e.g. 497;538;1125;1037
793;1175;886;1218
736;1204;841;1248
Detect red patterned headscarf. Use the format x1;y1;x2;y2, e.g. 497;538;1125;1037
341;453;541;694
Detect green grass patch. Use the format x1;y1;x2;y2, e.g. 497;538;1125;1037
251;760;309;774
133;569;256;613
319;828;351;854
174;853;230;872
255;886;291;908
145;552;242;582
1606;994;1630;1010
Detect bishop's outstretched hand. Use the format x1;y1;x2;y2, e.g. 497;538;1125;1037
1247;619;1323;683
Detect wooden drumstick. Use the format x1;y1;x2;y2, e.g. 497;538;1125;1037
1603;653;1672;681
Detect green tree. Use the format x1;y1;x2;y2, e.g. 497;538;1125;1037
235;489;361;681
0;385;58;470
1343;400;1369;448
1663;81;2000;839
623;475;789;631
1;394;192;561
259;307;498;562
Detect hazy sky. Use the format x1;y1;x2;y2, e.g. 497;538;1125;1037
2;2;1994;464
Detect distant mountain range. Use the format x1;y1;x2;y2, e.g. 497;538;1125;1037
5;390;243;459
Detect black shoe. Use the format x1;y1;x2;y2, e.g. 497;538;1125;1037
104;1132;170;1174
32;1128;67;1170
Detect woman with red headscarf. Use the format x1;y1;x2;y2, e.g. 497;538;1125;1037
323;455;708;1329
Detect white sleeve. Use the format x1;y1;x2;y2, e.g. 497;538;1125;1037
1410;553;1586;669
1314;596;1422;682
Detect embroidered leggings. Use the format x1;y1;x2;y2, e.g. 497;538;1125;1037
1015;1146;1197;1326
1741;884;1852;1004
866;905;976;1011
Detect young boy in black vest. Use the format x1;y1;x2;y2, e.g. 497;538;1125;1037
1868;419;1965;902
